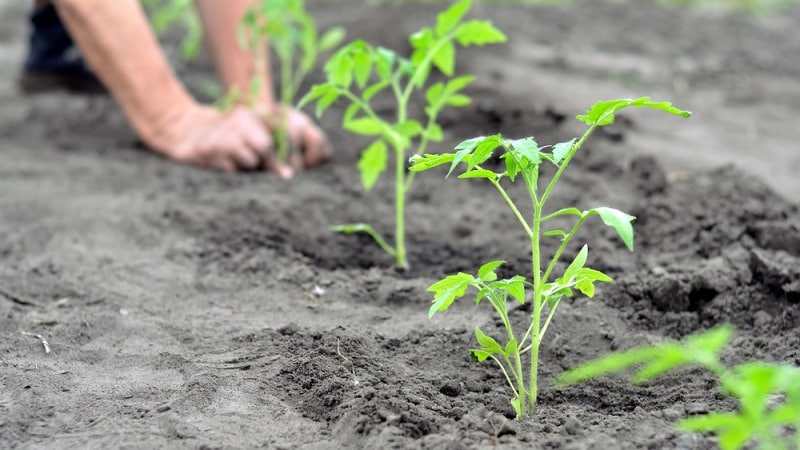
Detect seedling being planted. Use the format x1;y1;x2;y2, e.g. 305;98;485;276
300;0;506;269
556;325;800;450
237;0;345;162
410;97;691;417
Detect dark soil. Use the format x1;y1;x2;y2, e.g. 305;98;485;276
2;1;800;448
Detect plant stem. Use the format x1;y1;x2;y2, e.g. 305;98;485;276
528;198;543;415
491;180;533;238
394;141;408;269
542;215;588;284
276;48;294;162
540;125;596;206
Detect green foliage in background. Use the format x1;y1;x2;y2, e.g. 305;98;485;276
238;0;345;161
141;0;203;60
301;0;506;269
557;325;800;450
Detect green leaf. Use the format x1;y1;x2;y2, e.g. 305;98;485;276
467;137;501;171
409;27;435;52
478;260;505;281
444;75;475;95
475;327;504;355
318;26;346;52
502;153;519;181
409;153;456;172
316;90;341;117
374;47;396;80
578;268;613;283
507;137;539;165
575;278;595;298
448;147;475;177
470;349;492;363
510;396;523;419
352;49;373;89
507;278;526;304
454;20;507;46
298;83;333;109
504;338;518;357
428;273;475;318
325;48;354;88
577;97;692;127
455;135;501;175
435;0;471;36
631;345;689;383
393;121;423;139
345;117;384;136
686;324;734;355
551;139;575;165
554;346;660;387
541;207;582;222
357;140;387;191
426;124;444;142
432;41;456;76
458;169;497;181
426;83;444;106
678;414;751;450
562;244;588;282
446;94;471;107
591;207;636;251
363;80;389;102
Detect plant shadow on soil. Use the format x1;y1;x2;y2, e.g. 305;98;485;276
2;1;800;449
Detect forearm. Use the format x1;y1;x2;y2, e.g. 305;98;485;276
52;0;195;152
194;0;275;107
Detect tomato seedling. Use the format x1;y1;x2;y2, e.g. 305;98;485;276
410;97;691;417
237;0;345;162
300;0;506;269
556;325;800;450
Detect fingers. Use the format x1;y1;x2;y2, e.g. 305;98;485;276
286;110;332;169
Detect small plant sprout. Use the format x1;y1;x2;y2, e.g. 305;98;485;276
142;0;203;60
237;0;345;161
556;325;800;450
300;0;506;269
409;97;691;417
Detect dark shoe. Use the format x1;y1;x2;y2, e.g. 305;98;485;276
19;4;105;94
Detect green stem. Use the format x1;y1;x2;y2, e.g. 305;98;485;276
400;32;455;107
277;51;294;161
403;111;438;192
528;198;543;416
539;300;560;341
491;180;533;238
542;215;589;284
393;74;409;270
394;141;408;269
540;125;597;206
489;355;520;400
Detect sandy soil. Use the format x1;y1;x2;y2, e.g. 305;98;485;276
2;1;800;449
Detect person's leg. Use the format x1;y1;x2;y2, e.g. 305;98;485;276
20;0;104;93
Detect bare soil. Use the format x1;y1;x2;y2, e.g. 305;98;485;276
2;2;800;449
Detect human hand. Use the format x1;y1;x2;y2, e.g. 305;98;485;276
260;106;333;172
146;103;299;177
147;103;331;178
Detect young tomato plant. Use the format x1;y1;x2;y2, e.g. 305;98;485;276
236;0;345;161
556;325;800;450
410;97;691;417
300;0;506;269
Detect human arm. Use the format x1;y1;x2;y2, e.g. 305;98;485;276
52;0;288;174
